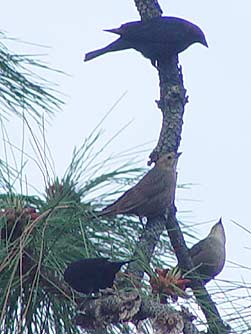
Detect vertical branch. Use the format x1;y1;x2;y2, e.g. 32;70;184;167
149;57;187;164
129;1;230;333
134;0;162;20
128;3;187;283
127;215;166;278
127;1;186;282
126;0;168;280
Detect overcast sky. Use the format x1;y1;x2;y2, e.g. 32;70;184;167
1;0;251;312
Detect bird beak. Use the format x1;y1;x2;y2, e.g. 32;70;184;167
202;37;208;48
176;152;182;158
217;217;223;225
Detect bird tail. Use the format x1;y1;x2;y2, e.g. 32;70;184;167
84;48;107;62
94;200;120;217
84;38;131;62
94;207;114;218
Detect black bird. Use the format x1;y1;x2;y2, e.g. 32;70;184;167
84;16;208;66
64;257;131;294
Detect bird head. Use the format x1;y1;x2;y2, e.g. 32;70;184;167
156;152;182;169
188;23;208;48
209;218;226;245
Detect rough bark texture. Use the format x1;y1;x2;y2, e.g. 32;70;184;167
76;1;230;334
126;5;187;304
127;214;166;278
134;0;163;20
149;57;187;164
76;290;200;334
126;1;230;334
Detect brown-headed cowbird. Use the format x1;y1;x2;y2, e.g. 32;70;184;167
64;257;132;294
98;152;181;218
84;16;208;66
188;218;226;284
149;220;226;301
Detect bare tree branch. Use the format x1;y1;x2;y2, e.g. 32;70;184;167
134;0;162;20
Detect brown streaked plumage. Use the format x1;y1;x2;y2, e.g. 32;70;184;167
99;152;181;218
188;218;226;284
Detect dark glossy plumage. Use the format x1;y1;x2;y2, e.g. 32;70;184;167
64;257;131;293
84;16;208;65
99;152;181;218
188;219;226;284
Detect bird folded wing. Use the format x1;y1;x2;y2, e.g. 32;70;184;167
189;238;206;260
102;167;169;214
117;18;183;44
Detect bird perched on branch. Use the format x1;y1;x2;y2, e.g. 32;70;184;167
64;257;132;294
98;152;181;219
84;16;208;66
150;219;226;301
188;218;226;284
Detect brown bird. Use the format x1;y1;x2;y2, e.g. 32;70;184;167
98;152;181;219
187;218;226;284
149;220;226;301
84;16;208;66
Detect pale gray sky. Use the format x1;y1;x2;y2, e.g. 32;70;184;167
1;0;251;312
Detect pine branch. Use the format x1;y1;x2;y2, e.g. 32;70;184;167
0;32;64;122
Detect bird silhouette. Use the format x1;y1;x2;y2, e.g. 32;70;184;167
84;16;208;66
64;257;132;294
98;152;181;218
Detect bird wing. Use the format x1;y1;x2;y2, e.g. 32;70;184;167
189;238;207;263
189;237;217;270
122;17;181;44
101;167;168;215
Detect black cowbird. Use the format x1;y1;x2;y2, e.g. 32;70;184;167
84;16;208;66
188;218;226;284
64;257;131;294
98;152;181;219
